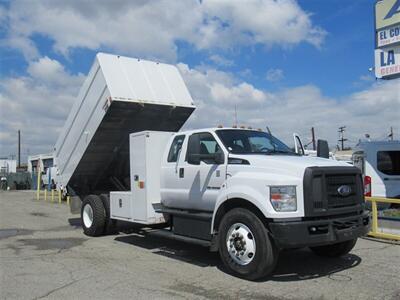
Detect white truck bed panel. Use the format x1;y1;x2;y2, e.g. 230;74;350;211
98;53;194;106
54;53;195;195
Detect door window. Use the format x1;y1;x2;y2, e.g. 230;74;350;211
377;151;400;175
187;133;222;164
167;135;185;162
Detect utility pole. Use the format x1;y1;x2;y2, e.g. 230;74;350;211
18;130;21;168
338;126;347;151
311;127;316;151
389;126;393;141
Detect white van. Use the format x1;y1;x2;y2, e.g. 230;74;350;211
352;140;400;199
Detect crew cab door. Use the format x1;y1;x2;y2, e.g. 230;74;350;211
163;132;226;211
160;134;186;208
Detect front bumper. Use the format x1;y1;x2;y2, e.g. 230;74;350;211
269;211;370;249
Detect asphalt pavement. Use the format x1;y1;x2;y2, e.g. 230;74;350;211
1;191;399;300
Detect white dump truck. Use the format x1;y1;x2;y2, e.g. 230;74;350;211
54;53;369;280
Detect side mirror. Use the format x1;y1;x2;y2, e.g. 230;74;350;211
187;134;201;165
293;133;305;155
188;153;200;165
214;152;225;165
317;139;329;159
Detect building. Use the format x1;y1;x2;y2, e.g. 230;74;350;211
0;159;17;174
27;153;54;173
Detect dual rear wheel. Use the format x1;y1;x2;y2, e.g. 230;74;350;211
81;194;113;236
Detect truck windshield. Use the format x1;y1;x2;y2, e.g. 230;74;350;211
216;129;295;155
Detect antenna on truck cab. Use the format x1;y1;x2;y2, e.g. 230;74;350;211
234;105;238;127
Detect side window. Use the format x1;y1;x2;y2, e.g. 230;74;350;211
377;151;400;175
200;133;221;156
167;135;185;162
186;133;222;164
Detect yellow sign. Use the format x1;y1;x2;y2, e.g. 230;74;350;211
375;0;400;30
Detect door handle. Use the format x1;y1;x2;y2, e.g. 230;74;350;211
179;168;184;178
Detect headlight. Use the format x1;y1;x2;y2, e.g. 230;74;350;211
270;186;297;212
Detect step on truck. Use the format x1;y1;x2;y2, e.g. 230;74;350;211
54;53;370;280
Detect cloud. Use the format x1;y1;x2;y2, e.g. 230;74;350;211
266;68;285;82
27;56;84;89
359;74;374;82
179;64;400;148
0;57;84;160
1;58;398;161
209;54;234;67
1;0;326;61
201;0;326;48
0;5;7;26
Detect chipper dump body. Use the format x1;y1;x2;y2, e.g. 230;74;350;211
54;53;195;197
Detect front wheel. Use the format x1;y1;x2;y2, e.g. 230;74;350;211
310;238;357;257
218;208;278;280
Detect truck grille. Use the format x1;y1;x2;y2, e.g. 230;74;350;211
303;166;364;217
326;175;360;208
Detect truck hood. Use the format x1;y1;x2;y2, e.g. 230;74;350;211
229;154;352;178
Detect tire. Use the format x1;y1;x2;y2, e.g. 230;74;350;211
218;208;278;280
99;194;117;234
310;238;357;257
81;195;106;237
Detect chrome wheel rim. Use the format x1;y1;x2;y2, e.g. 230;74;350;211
83;204;94;228
226;223;256;265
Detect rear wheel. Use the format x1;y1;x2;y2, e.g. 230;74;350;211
310;238;357;257
218;208;278;280
81;195;106;237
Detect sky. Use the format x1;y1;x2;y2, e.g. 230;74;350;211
0;0;399;162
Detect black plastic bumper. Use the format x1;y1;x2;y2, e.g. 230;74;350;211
269;211;370;249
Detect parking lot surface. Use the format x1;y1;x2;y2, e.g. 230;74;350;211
1;191;399;300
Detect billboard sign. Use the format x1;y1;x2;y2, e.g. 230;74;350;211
375;0;400;30
374;46;400;78
377;23;400;47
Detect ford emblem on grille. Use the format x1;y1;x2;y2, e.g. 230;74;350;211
337;185;351;197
